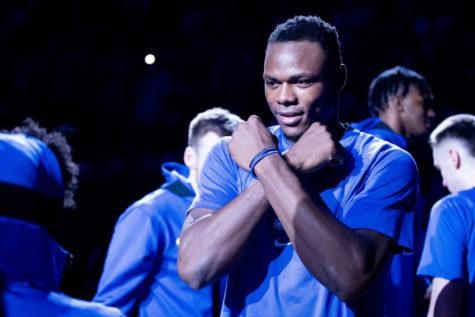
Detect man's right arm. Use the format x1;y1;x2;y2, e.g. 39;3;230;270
177;179;269;289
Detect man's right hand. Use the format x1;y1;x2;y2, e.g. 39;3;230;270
284;122;346;173
228;115;277;172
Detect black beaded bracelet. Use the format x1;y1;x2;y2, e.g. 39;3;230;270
249;147;280;179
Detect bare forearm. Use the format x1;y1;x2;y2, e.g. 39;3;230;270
178;181;269;289
255;154;391;301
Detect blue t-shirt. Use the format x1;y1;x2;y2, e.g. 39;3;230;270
351;117;420;317
417;186;475;316
190;125;418;316
94;162;215;316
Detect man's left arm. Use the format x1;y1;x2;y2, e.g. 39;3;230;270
255;153;396;302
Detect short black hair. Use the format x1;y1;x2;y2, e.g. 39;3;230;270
188;107;243;148
267;15;343;72
368;66;434;117
430;113;475;157
9;118;79;209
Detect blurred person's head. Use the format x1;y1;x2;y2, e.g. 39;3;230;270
0;118;79;239
368;66;435;140
264;15;347;143
430;113;475;193
185;107;243;191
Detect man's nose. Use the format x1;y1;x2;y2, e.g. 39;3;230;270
277;83;297;106
427;108;436;119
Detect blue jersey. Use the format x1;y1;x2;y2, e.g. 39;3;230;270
417;186;475;316
351;117;421;317
94;162;215;316
191;125;418;316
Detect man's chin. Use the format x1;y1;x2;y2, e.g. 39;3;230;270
282;127;304;144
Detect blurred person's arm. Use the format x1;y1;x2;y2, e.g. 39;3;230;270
427;277;463;317
94;205;159;315
418;197;469;317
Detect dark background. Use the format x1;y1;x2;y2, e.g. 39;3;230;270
0;0;473;300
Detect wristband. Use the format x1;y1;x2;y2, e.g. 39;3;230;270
249;147;279;179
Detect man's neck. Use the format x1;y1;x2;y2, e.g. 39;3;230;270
187;170;198;194
458;156;475;191
378;113;403;137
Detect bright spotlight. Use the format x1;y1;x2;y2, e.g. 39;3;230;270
145;54;155;65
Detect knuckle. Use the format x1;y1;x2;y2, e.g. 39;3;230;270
311;122;321;131
248;115;260;122
236;121;246;131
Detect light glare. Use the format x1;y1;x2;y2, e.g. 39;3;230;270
145;54;155;65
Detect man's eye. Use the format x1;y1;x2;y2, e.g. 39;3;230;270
265;81;278;87
296;80;311;87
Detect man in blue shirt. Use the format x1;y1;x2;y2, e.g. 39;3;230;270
178;16;419;316
417;114;475;316
351;66;436;316
0;118;123;317
93;107;242;316
352;66;435;149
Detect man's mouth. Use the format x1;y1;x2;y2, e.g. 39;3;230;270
278;112;304;126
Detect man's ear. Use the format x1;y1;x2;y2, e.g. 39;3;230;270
388;95;404;112
449;149;461;169
337;63;347;92
184;146;197;170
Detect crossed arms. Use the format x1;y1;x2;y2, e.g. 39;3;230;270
178;115;412;302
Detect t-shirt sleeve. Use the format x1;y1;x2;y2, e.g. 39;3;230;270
342;147;419;252
188;137;240;212
417;197;467;281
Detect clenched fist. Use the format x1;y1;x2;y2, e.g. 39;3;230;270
228;115;278;171
284;122;346;173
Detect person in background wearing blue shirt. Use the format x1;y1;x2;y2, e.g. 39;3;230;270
351;66;436;316
93;107;242;316
178;15;419;316
0;118;123;317
352;66;435;150
417;113;475;317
